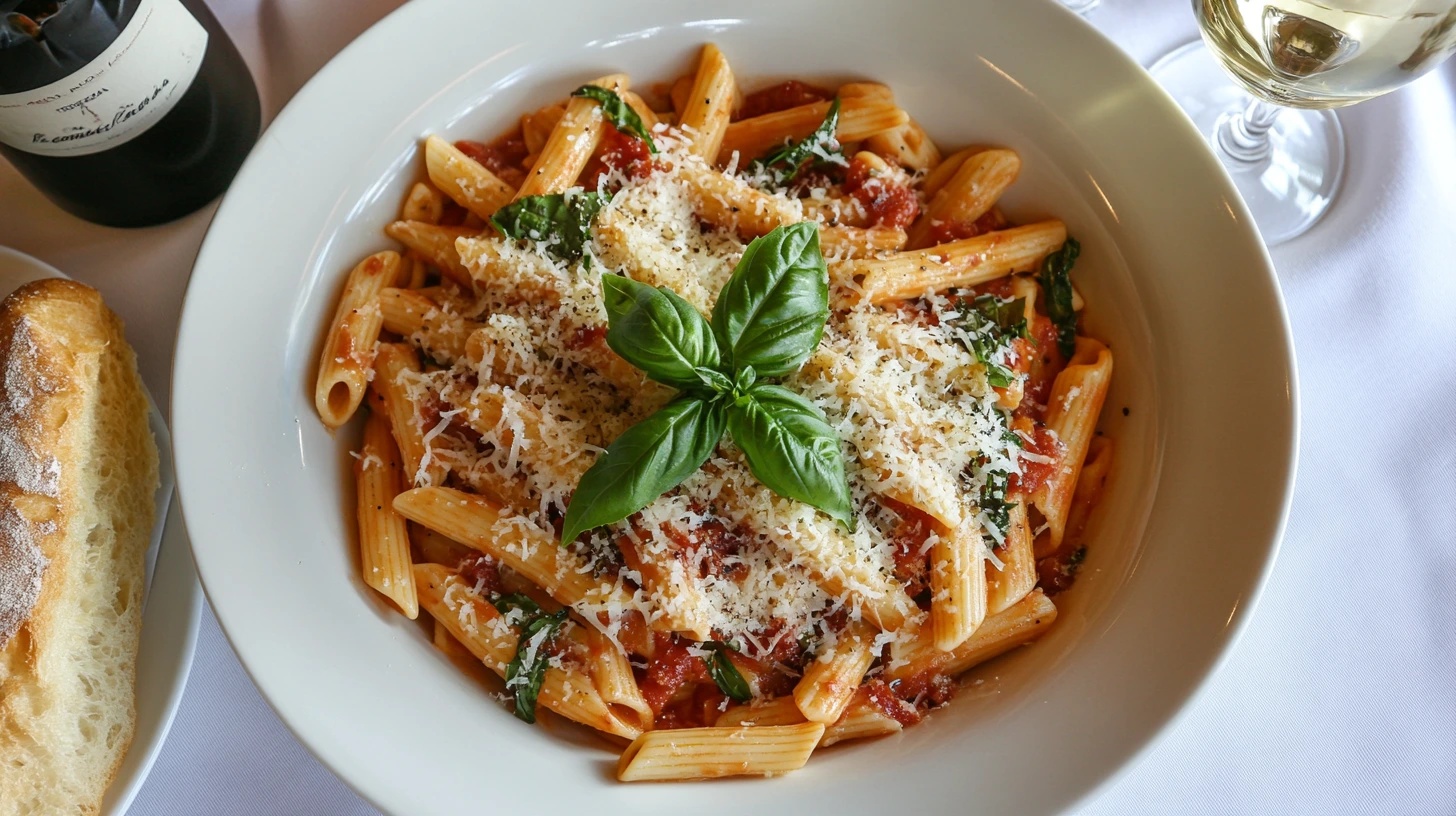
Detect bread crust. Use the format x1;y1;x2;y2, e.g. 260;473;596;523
0;279;159;816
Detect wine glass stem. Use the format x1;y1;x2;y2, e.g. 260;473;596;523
1215;98;1283;166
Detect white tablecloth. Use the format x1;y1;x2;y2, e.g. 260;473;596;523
3;1;1453;813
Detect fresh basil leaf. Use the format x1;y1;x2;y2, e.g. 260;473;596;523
696;366;734;394
732;365;757;396
1038;238;1081;359
726;384;853;530
601;275;720;389
710;223;829;378
489;191;608;263
504;609;568;723
750;98;841;186
560;396;726;543
571;84;657;154
704;643;753;702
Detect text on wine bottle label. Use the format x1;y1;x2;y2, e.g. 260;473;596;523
0;0;208;157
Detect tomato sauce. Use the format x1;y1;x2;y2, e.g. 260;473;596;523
457;553;502;595
455;134;529;187
860;679;921;727
637;633;712;715
880;496;936;600
580;124;653;192
1009;424;1064;497
737;80;834;120
1016;314;1066;421
658;510;749;581
1036;546;1086;597
419;394;483;447
843;155;919;229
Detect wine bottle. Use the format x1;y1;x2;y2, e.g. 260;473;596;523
0;0;261;227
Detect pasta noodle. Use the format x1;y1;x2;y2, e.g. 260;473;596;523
355;409;418;618
314;251;401;428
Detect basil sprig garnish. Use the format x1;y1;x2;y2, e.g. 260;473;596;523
750;98;841;187
703;642;752;702
951;294;1030;388
978;468;1013;536
571;84;658;154
493;593;568;723
1037;237;1081;359
559;223;853;543
490;190;608;263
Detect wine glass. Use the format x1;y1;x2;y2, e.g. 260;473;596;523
1060;0;1101;14
1151;0;1456;245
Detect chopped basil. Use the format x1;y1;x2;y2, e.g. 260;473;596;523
1038;238;1081;359
501;605;569;724
489;190;608;263
571;84;657;153
950;294;1029;389
703;642;752;702
750;98;841;187
979;468;1013;534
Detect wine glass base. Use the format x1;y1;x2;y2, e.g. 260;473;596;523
1150;40;1345;246
1060;0;1100;14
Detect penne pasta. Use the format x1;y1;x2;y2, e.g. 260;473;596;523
819;692;904;747
617;723;825;781
920;146;978;199
679;158;803;235
581;624;655;734
415;564;642;739
370;342;445;487
1031;338;1113;556
820;225;908;257
356;409;418;618
714;696;806;728
1056;435;1115;558
986;500;1037;615
516;73;629;198
424;135;517;220
714;693;903;747
793;619;878;724
930;517;988;652
717;95;909;167
521;102;566;156
384;220;476;288
314;250;401;428
836;220;1068;306
678;44;738;160
393;486;644;624
889;589;1057;684
378;287;478;363
401;182;445;224
907;148;1021;249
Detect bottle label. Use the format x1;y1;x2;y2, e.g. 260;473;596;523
0;0;209;157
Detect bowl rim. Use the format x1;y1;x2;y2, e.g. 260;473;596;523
171;1;1298;813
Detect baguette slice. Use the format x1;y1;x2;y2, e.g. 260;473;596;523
0;279;158;816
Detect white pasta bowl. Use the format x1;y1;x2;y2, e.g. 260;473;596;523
171;0;1297;813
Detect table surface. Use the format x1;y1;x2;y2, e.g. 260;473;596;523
3;1;1454;813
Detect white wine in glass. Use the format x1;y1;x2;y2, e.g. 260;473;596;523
1152;1;1456;244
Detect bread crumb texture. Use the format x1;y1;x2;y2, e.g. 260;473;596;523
0;280;158;816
